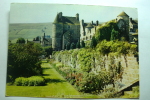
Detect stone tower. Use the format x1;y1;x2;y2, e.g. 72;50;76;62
52;12;80;51
52;13;63;50
117;11;130;40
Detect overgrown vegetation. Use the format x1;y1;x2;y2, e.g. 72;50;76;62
52;40;137;95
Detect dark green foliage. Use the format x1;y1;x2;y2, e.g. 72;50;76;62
66;42;70;50
43;46;53;57
35;36;40;41
16;38;25;44
70;43;76;49
7;42;44;82
52;40;138;94
81;40;85;48
76;41;80;48
110;29;119;41
90;36;97;48
78;72;111;93
14;76;45;86
95;21;119;42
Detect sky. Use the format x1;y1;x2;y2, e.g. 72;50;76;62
10;3;138;23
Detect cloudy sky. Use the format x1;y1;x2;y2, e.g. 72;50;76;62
10;3;138;23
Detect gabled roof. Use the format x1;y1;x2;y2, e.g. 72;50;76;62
117;11;129;17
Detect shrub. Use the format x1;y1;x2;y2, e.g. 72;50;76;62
14;76;45;86
99;84;121;98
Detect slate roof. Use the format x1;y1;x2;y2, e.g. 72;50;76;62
117;11;129;17
53;14;79;24
131;20;138;25
63;16;79;24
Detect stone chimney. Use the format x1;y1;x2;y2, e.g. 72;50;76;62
59;12;62;19
96;20;99;26
81;19;84;25
76;13;79;21
91;21;93;25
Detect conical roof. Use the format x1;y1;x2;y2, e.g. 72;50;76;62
117;11;129;17
53;14;59;23
86;23;93;28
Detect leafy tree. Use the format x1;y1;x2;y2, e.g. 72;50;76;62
16;38;25;44
81;40;85;48
90;36;97;48
7;42;44;82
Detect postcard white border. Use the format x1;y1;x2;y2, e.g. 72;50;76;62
1;0;150;100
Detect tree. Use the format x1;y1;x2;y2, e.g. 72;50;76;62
90;36;97;48
16;38;25;44
7;42;44;82
43;46;53;57
81;40;85;48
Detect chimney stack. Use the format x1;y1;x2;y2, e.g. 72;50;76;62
96;20;99;26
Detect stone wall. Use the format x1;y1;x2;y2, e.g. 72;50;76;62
52;49;139;86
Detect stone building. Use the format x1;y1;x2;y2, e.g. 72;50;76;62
52;11;138;50
80;20;99;41
52;12;80;50
116;11;138;42
42;33;52;47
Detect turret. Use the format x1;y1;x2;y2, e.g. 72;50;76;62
117;11;130;41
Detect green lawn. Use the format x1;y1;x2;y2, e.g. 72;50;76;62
6;61;81;98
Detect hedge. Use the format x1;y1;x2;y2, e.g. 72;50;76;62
14;76;45;86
